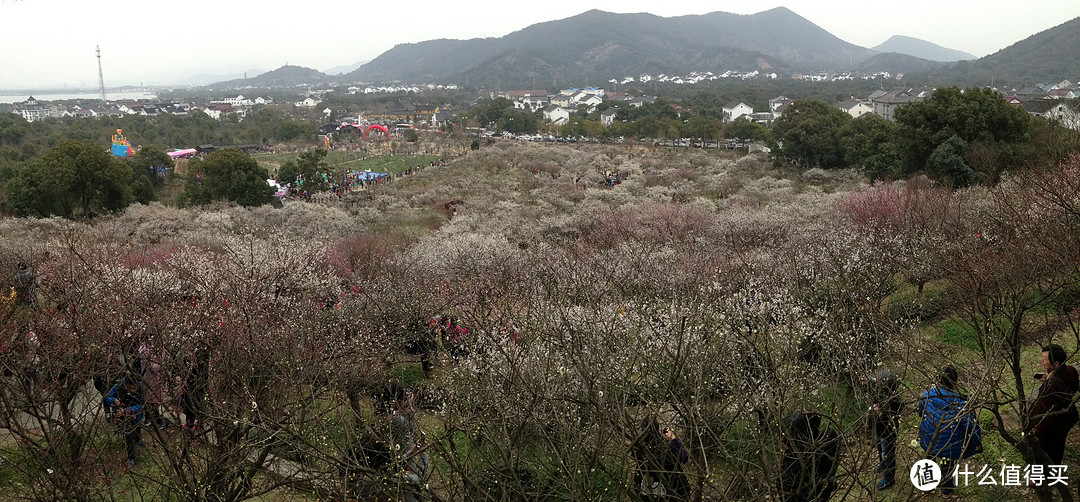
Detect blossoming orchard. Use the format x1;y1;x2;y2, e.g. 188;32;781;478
2;140;1080;501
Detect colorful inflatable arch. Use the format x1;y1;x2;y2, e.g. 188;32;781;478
364;124;389;139
111;129;136;157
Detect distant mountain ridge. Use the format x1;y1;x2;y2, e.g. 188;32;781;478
872;35;975;62
347;8;877;87
200;10;1080;90
856;52;948;75
209;65;330;88
324;60;369;76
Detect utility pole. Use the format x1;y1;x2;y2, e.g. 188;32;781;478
96;45;107;101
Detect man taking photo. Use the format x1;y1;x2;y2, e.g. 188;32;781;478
1030;343;1079;465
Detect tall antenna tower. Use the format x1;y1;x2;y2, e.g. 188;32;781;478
96;45;106;101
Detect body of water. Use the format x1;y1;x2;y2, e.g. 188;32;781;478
0;91;159;104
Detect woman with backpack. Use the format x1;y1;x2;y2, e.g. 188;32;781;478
917;366;982;498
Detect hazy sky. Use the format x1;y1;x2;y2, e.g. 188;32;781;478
2;0;1078;90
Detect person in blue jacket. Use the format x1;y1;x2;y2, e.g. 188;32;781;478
105;374;145;468
917;366;982;497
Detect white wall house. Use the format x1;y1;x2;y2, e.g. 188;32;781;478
722;102;753;122
211;95;254;107
11;97;54;122
572;92;603;112
768;96;791;113
560;87;604;97
838;100;874;118
600;109;617;127
295;97;320;107
1024;99;1080;130
1046;102;1080;130
543;105;571;126
550;95;572;108
116;102;142;115
514;95;549;112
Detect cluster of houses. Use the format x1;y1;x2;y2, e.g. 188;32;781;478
603;70;901;86
607;69;905;85
489;87;656;126
8;94;279;123
347;83;459;95
363;100;452;125
629;70;780;84
847;81;1080;129
496;80;1080;132
1003;80;1080;129
9;78;1079;133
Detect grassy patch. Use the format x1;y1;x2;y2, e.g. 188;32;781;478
393;363;425;388
0;444;29;499
882;280;949;324
341;155;442;175
937;317;980;351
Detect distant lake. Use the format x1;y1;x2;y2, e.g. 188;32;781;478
0;91;159;104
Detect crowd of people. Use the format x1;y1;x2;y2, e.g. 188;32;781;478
3;259;1079;498
278;158;451;203
389;305;1079;500
773;352;1077;501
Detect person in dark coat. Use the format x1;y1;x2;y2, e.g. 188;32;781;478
867;370;903;490
777;412;841;502
1029;344;1080;464
104;375;145;468
632;416;691;501
12;262;38;307
179;343;209;431
364;382;429;502
660;424;691;500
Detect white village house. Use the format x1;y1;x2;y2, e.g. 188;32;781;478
722;102;753;122
838;100;874;119
1024;99;1080;130
600;109;618;127
211;95;254;107
543;105;571;126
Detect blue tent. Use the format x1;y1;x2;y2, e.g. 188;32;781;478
354;171;389;181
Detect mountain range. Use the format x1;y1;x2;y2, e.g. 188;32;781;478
872;36;975;62
324;60;370;76
346;8;876;86
209;9;1080;89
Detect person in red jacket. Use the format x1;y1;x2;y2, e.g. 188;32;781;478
1029;344;1080;465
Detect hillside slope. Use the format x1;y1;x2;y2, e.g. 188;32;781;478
348;8;876;86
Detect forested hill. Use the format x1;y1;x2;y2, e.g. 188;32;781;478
346;8;877;87
930;16;1080;86
195;12;1079;90
209;65;330;88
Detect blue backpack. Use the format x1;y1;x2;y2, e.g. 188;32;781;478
918;388;982;459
